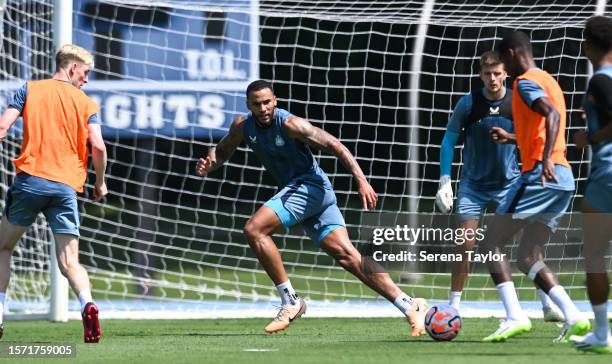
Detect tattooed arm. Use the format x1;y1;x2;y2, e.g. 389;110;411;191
284;115;377;210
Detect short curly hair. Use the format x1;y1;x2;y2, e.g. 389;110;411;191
496;31;532;55
585;16;612;53
246;79;274;98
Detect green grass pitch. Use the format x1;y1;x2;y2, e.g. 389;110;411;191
1;318;609;364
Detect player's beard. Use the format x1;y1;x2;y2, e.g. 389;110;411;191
254;109;274;126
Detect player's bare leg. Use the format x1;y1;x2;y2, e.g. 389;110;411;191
481;214;532;342
0;218;28;291
513;229;563;322
483;214;525;284
243;206;288;284
515;223;589;342
54;234;91;295
243;206;306;333
451;218;561;319
319;227;428;336
570;202;612;352
54;234;100;343
581;203;611;308
450;219;478;309
533;244;564;323
0;217;28;339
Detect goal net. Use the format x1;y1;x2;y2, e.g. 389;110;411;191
0;0;609;319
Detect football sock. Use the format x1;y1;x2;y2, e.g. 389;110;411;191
393;293;413;316
276;280;300;307
537;289;553;309
548;285;581;324
592;302;611;341
78;290;93;314
449;291;462;309
497;281;527;322
0;292;5;325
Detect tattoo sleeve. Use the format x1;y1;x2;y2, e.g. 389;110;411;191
300;123;367;183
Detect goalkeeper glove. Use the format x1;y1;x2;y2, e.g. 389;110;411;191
435;175;453;213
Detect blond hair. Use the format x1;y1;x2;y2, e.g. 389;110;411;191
55;44;94;71
479;50;503;69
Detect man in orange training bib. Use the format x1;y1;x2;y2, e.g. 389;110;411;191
480;31;589;343
0;44;107;343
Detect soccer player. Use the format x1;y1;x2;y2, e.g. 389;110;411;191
196;80;428;335
436;51;563;322
479;31;590;342
569;16;612;354
0;45;106;343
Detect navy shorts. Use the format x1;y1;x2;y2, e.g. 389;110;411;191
4;183;80;236
496;181;572;231
264;178;345;244
456;181;515;222
584;178;612;213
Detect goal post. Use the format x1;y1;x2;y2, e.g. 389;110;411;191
48;0;73;323
0;0;610;320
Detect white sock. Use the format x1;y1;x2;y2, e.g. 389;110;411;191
497;281;527;322
275;281;299;307
0;292;5;325
449;291;462;309
78;290;93;314
537;289;554;309
592;302;611;341
548;285;581;324
393;293;413;316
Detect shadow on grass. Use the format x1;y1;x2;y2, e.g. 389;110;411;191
185;332;270;337
338;339;484;344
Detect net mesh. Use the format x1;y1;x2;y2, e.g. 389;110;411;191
0;0;609;317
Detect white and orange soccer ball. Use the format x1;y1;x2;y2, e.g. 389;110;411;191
424;305;462;341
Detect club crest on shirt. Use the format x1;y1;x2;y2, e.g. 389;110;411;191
275;134;285;147
249;135;257;144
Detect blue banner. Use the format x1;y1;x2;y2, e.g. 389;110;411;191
71;0;258;138
87;86;245;138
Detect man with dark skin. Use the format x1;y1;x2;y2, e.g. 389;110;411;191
480;31;589;343
197;80;428;335
570;15;612;354
436;51;562;322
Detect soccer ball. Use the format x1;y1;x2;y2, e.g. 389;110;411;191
424;305;461;341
